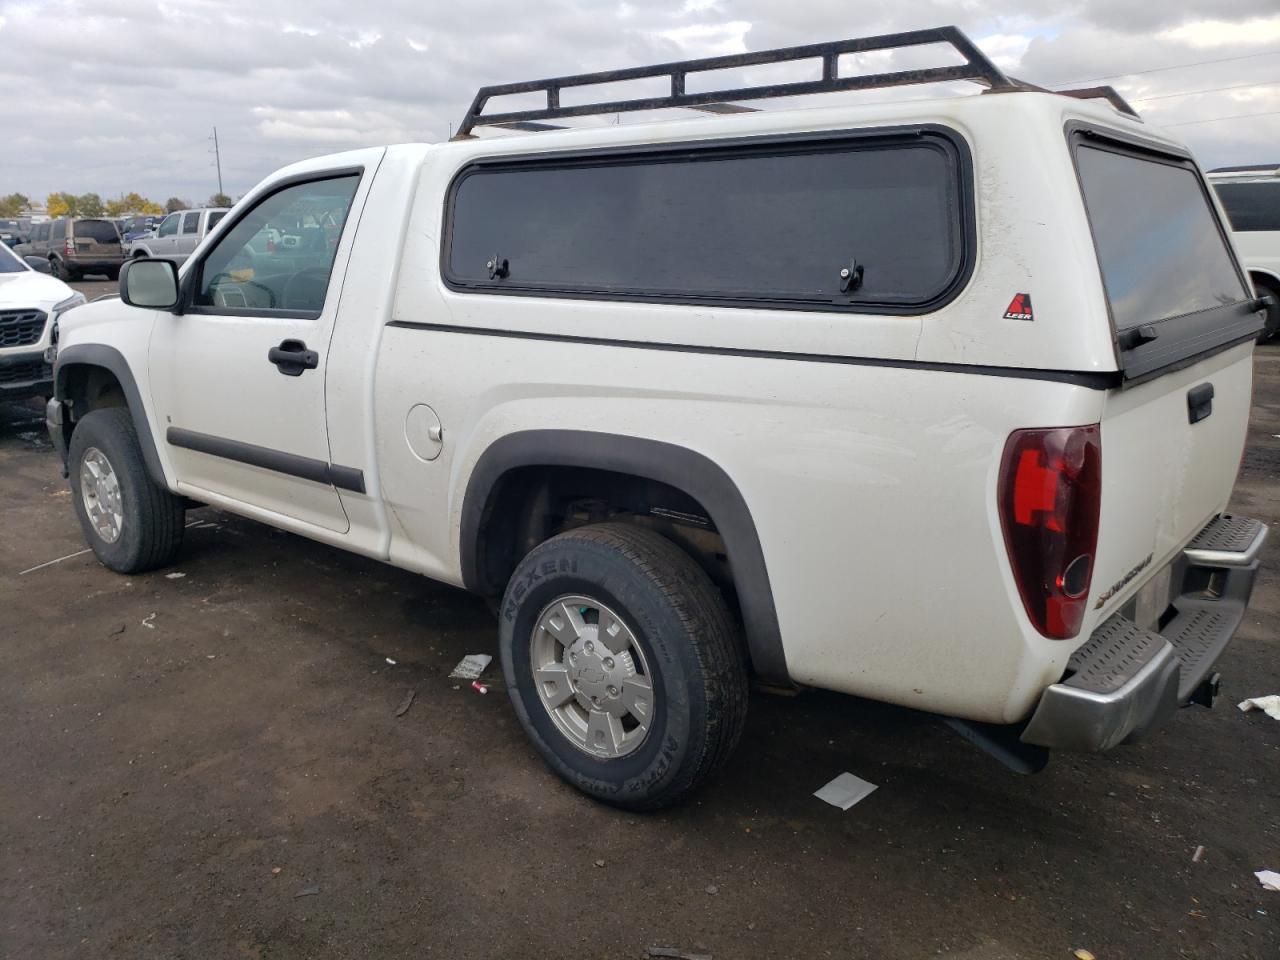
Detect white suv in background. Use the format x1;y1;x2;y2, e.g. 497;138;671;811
128;207;229;266
1210;165;1280;340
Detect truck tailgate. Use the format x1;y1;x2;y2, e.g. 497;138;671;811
1091;341;1253;622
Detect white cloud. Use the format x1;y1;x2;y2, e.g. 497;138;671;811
1161;14;1280;47
0;0;1275;204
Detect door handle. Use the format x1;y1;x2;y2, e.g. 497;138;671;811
1187;382;1214;424
268;339;319;377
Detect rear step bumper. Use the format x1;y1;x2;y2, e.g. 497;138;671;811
1021;515;1266;752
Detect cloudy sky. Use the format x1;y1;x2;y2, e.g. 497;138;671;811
0;0;1277;205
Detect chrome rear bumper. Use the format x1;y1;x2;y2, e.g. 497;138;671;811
1021;515;1265;752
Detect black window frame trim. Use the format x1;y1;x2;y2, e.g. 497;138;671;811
1065;121;1262;385
440;124;977;317
179;165;366;322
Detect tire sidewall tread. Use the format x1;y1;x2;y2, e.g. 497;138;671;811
68;407;183;574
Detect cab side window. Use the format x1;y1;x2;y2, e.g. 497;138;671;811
158;215;179;238
182;212;201;234
193;175;360;316
51;220;66;241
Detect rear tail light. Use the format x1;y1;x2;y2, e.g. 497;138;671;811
64;239;74;256
998;425;1102;640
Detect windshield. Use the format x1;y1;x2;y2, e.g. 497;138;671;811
1076;146;1247;331
0;243;27;273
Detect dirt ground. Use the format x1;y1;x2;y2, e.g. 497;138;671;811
1;303;1277;958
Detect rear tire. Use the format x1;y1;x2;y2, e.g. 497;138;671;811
68;407;184;574
498;522;748;810
1254;276;1280;343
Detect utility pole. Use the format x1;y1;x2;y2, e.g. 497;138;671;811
210;127;224;199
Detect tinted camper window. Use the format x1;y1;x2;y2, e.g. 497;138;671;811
445;132;970;314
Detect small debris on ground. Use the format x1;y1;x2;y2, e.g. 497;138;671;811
385;657;397;665
594;859;605;868
1192;845;1206;863
471;680;488;695
141;613;156;630
449;653;492;680
1073;950;1096;960
648;948;711;960
271;867;282;876
165;572;186;580
1256;869;1280;892
813;771;878;810
108;624;125;636
1237;695;1280;721
294;884;320;899
704;884;718;895
395;689;416;718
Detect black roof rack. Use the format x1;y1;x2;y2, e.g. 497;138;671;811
455;25;1022;137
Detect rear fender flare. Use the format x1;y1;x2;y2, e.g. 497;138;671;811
459;430;789;684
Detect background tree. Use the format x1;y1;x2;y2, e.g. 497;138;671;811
77;193;105;217
209;192;233;208
0;193;29;217
46;192;77;217
106;192;157;217
164;197;188;213
141;200;165;216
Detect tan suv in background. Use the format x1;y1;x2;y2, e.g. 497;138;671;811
16;217;125;281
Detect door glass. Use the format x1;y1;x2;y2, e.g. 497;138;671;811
158;215;178;238
182;212;201;234
193;175;360;315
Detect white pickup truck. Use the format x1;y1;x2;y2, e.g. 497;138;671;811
46;28;1270;809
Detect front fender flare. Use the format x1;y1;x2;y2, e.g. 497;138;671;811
54;343;167;488
460;430;789;684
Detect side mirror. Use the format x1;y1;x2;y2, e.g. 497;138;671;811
120;258;180;310
24;256;51;274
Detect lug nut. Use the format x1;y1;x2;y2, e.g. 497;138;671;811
607;685;618;697
604;657;614;669
585;641;594;653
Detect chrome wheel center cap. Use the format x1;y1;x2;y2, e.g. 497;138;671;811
567;636;635;711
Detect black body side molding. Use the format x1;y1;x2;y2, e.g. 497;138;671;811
459;430;789;684
166;427;366;494
54;344;167;487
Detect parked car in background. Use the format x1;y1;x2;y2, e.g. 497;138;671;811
1210;164;1280;340
121;215;162;244
128;208;229;265
14;217;126;281
0;242;83;401
0;219;28;248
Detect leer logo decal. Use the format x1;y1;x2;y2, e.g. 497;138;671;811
1003;293;1034;321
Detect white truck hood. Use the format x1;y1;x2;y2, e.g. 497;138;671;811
0;271;76;309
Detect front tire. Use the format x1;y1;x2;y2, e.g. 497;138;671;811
68;407;184;573
499;522;748;810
